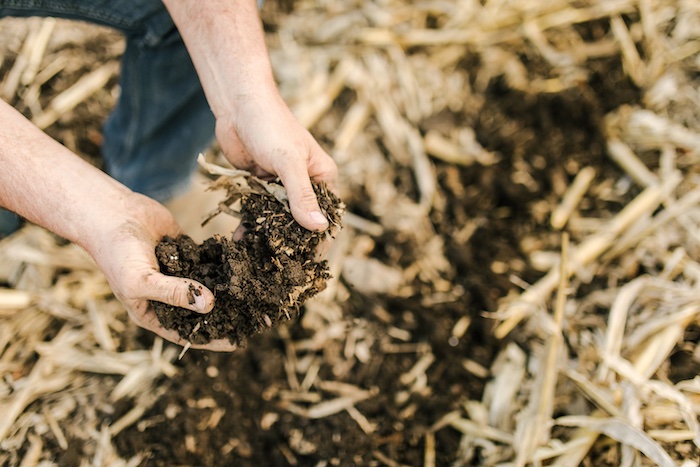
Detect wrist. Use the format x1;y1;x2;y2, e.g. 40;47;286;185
70;190;136;257
215;84;284;126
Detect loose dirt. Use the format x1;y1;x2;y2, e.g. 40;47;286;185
152;180;343;347
5;2;698;466
110;56;641;466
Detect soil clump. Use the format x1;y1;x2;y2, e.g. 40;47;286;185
152;180;343;347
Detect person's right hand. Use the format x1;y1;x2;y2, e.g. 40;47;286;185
215;89;338;232
89;192;237;352
162;0;338;233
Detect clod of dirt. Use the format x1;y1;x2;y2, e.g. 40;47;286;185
151;172;343;347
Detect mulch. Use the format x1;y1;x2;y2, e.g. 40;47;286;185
1;1;700;465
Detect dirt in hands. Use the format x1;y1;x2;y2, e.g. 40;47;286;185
151;180;343;347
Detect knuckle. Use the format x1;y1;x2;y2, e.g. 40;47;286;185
118;273;145;301
296;186;319;207
141;273;189;308
167;283;189;308
273;144;310;167
138;273;159;296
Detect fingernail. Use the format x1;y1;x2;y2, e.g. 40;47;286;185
309;210;329;228
193;287;208;313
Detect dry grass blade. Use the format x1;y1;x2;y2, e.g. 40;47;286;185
555;416;675;467
18;434;42;467
485;343;526;431
448;417;514;445
596;276;648;382
0;289;32;309
280;388;376;419
630;304;700;380
293;57;354;129
550;167;596;229
32;60;119;129
496;175;679;338
20;18;56;88
610;15;646;86
333;100;372;157
197;153;251;179
607;139;659;187
548;428;600;466
1;0;700;464
514;234;569;466
424;431;436;467
109;387;168;436
563;368;621;417
1;18;49;100
0;359;72;442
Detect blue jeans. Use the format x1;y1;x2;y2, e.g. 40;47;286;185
0;0;216;236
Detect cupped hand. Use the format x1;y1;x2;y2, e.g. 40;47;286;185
215;90;338;232
90;193;237;352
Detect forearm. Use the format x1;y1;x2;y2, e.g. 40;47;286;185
162;0;278;120
0;99;134;254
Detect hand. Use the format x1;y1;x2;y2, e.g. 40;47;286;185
92;193;237;352
216;90;338;232
162;0;338;232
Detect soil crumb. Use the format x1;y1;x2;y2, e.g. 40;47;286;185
152;179;343;347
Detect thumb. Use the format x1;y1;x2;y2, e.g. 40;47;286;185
142;273;215;313
278;161;329;232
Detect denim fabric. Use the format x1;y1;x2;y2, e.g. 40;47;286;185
0;209;22;237
0;0;217;235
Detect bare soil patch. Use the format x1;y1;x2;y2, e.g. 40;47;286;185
2;2;700;466
112;61;639;467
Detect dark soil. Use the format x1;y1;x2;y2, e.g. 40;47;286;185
152;181;343;347
8;9;688;467
24;0;648;458
111;54;641;466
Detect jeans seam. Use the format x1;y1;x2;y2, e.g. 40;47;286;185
0;1;141;32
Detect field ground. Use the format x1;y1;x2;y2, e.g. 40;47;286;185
1;1;700;465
